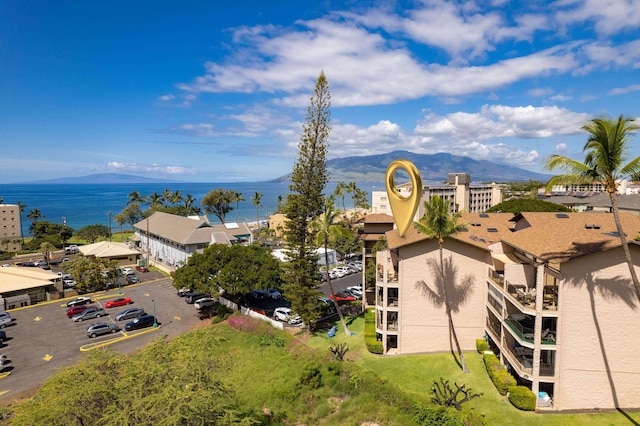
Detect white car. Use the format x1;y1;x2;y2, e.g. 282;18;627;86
273;307;302;324
331;268;346;278
346;286;363;297
194;297;217;310
121;267;134;276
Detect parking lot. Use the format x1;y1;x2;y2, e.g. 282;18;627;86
0;275;202;401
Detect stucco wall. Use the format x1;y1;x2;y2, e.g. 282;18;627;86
555;246;640;410
397;238;489;354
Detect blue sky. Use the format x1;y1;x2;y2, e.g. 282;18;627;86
1;0;639;183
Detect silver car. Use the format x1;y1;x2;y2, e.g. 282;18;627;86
72;308;106;322
115;307;145;321
86;322;120;338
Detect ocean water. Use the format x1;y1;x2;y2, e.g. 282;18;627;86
0;181;385;233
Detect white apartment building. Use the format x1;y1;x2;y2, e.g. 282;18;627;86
372;173;503;221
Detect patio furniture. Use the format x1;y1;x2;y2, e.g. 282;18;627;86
537;391;553;407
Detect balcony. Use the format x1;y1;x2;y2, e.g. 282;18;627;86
488;269;504;286
505;315;557;345
485;315;501;338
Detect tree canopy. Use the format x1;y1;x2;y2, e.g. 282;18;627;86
75;224;110;243
172;243;283;297
486;199;571;214
201;188;234;224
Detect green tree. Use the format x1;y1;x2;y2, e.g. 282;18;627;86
334;182;348;214
120;203;144;230
201;188;234;224
173;244;282;297
486;198;571;213
311;198;352;335
63;255;106;293
230;190;245;222
282;71;331;328
147;192;163;210
545;115;640;302
27;208;44;234
170;189;183;206
17;201;26;242
75;224;110;243
250;191;262;229
182;193;201;216
114;213;127;241
127;190;146;206
415;195;468;373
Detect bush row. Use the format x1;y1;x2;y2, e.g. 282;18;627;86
482;352;516;395
481;350;536;411
364;308;383;354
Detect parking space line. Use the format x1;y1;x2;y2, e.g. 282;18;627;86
79;326;161;352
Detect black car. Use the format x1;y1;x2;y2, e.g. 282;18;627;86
126;274;139;284
0;330;6;343
184;292;209;304
124;314;156;331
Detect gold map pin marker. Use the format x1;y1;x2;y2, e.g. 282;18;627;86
385;159;423;237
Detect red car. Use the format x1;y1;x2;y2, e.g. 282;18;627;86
104;297;133;308
66;305;96;318
135;265;149;272
329;292;357;302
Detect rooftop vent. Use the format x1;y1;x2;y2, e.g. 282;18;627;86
471;223;482;227
556;213;570;218
585;224;601;229
479;213;489;218
487;228;498;232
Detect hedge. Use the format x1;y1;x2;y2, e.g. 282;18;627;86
364;308;383;354
482;353;516;396
508;385;536;411
476;339;488;353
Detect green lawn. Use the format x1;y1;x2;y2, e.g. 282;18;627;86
307;316;640;426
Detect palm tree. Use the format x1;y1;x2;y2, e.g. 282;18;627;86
27;208;44;235
170;190;183;206
147;192;163;210
40;242;56;268
545;115;640;302
230;191;245;222
250;192;262;230
17;201;26;242
162;189;173;206
311;198;353;335
114;213;127;242
333;182;348;214
415;195;468;373
127;190;146;206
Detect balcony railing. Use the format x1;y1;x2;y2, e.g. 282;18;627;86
386;321;398;331
387;297;398;308
505;345;533;375
487;293;502;313
485;316;501;337
505;317;557;345
488;269;504;286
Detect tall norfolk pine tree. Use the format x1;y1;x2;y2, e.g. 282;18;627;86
282;71;331;327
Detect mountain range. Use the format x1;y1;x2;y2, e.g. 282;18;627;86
25;152;552;184
274;150;552;183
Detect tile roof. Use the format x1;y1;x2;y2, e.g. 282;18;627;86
79;241;140;258
387;212;640;264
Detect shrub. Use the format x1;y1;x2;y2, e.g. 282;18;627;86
483;353;516;395
413;404;485;426
364;308;383;354
508;386;536;411
475;339;488;353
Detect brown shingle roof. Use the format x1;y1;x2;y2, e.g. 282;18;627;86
387;212;640;264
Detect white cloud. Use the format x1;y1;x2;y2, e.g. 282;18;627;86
556;142;568;152
554;0;640;36
158;94;175;101
609;84;640;95
106;162;196;175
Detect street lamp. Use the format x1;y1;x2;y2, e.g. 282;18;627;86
152;299;158;328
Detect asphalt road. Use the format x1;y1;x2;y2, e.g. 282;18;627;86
0;276;202;401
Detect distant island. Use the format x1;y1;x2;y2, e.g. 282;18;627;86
23;173;185;185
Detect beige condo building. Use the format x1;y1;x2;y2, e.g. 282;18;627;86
371;173;503;220
374;211;640;411
0;204;22;252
